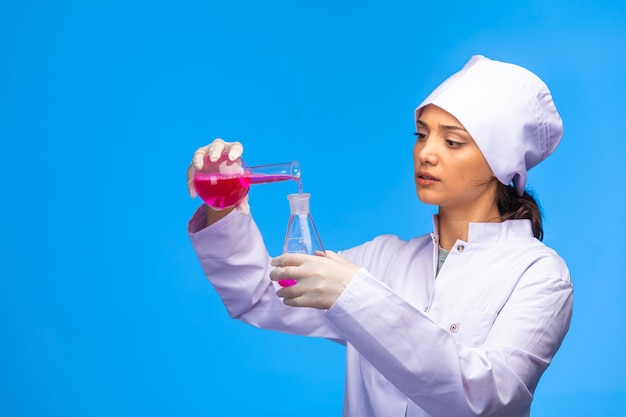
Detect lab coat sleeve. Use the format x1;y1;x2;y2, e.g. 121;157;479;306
325;246;573;417
188;205;344;341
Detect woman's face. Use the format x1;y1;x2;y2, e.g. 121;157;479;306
413;104;498;214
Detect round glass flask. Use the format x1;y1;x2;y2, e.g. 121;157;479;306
193;154;301;209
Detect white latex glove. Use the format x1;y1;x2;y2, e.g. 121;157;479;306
270;250;360;310
186;138;250;214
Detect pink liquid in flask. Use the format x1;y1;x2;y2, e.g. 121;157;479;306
194;173;302;209
194;174;251;209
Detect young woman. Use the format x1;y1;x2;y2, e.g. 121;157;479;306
186;55;573;417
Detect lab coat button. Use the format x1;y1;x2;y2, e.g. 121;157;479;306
456;244;465;252
449;323;459;333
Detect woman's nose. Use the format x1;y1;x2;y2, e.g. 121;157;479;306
415;140;438;165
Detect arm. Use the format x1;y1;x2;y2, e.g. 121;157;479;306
188;205;345;341
325;256;572;417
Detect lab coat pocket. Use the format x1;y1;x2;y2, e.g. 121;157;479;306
446;310;498;346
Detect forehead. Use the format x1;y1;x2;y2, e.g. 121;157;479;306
417;104;464;126
417;104;471;138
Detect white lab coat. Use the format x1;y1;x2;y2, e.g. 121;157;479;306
188;206;573;417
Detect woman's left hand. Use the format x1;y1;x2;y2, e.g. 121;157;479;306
270;250;360;309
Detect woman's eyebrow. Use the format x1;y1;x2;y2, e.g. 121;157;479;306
441;124;467;132
417;119;467;132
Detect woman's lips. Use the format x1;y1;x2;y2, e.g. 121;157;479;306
416;170;440;185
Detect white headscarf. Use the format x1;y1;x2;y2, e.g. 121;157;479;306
415;55;563;195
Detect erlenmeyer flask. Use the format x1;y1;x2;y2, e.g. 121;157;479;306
280;193;325;287
194;153;301;209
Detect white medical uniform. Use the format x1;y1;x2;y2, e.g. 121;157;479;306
188;206;573;417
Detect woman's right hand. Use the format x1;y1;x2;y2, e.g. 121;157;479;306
186;138;250;215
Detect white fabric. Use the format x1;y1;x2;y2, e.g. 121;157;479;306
188;207;573;417
415;55;564;195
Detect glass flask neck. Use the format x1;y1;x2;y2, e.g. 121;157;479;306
247;160;301;185
287;193;311;215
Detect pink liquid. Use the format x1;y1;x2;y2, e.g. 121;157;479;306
194;174;250;209
194;173;302;208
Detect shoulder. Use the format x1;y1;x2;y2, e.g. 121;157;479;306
492;234;572;288
525;240;571;285
463;221;572;289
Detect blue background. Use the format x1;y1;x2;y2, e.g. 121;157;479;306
1;0;625;416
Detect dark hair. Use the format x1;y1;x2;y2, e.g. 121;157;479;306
496;182;544;240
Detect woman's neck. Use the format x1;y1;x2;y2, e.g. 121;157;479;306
437;205;501;251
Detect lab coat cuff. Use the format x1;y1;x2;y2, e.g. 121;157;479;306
187;206;250;260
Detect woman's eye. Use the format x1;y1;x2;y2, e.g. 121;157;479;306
414;132;427;141
446;139;463;147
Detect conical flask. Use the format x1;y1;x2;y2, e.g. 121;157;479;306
279;193;325;287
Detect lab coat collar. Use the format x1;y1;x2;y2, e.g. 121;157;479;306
430;214;534;246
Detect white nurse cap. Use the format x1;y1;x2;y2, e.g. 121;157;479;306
414;55;563;195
